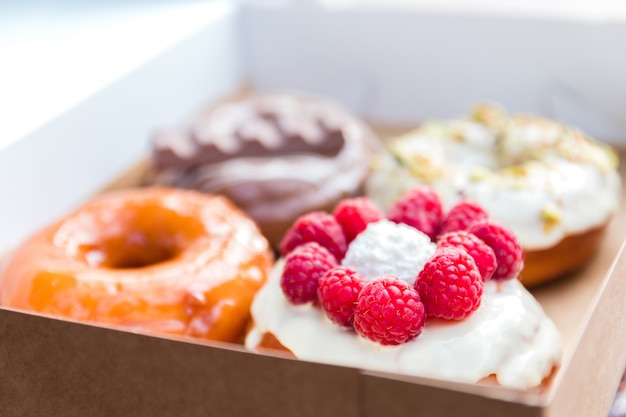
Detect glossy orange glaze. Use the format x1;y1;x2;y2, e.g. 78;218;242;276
0;187;273;343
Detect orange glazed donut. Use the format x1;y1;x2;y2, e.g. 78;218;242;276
0;187;273;343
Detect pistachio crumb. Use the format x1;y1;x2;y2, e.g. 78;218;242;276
541;204;562;233
469;167;491;182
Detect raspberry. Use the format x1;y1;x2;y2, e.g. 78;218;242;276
469;220;524;280
387;186;443;240
437;231;497;281
281;242;338;304
415;247;483;320
280;211;347;261
317;266;366;327
333;197;384;243
439;200;489;236
353;276;425;345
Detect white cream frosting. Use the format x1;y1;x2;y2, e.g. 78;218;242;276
246;259;562;390
366;106;621;250
342;220;436;284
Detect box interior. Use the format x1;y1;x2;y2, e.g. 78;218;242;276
1;3;626;416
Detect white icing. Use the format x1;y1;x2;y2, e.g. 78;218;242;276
366;111;621;250
342;220;436;285
247;259;561;390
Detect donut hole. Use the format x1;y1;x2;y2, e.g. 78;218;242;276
56;201;206;269
92;235;179;269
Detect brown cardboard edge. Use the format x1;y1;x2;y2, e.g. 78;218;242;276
0;301;554;417
0;306;361;417
546;239;626;417
360;374;544;417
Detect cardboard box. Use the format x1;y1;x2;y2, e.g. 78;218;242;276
1;2;625;415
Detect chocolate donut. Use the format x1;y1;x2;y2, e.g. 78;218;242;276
147;93;381;249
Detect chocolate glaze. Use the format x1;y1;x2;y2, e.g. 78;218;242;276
152;95;348;168
147;93;382;249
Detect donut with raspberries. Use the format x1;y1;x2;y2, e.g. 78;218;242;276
245;186;562;390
